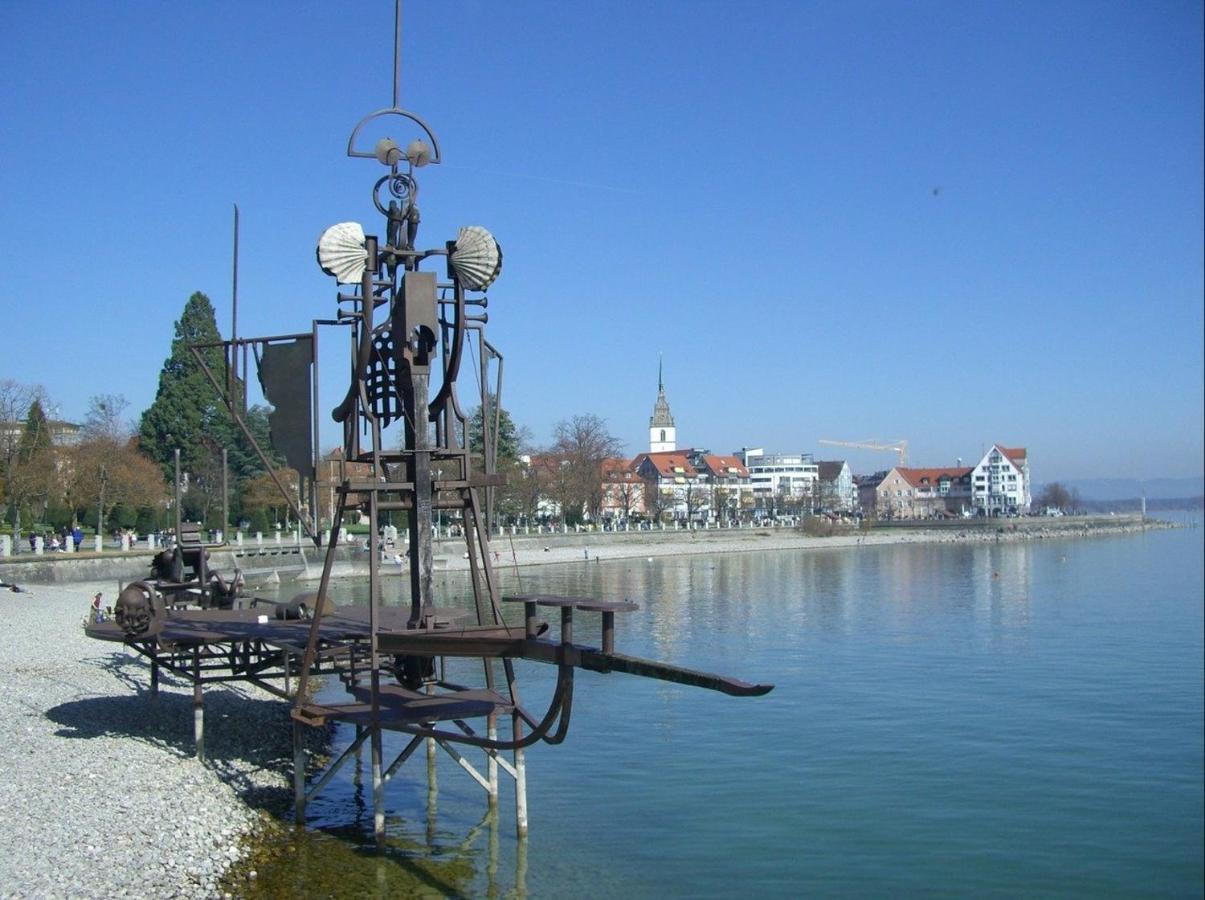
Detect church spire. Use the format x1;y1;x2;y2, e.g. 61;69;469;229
649;356;676;452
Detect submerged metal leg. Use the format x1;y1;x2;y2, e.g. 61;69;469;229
371;725;385;845
513;713;528;838
149;658;159;697
487;713;499;809
282;650;291;696
427;738;438;844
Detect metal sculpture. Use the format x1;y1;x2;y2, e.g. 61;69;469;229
86;0;772;842
278;1;772;843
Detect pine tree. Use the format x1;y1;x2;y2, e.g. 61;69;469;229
140;292;232;479
7;399;57;542
139;292;283;527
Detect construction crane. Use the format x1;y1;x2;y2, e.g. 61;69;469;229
818;438;909;467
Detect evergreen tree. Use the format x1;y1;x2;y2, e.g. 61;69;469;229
140;292;287;529
7;399;57;541
468;398;523;464
140;292;233;479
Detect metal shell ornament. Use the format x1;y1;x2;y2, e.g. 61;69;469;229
449;226;503;291
316;222;368;284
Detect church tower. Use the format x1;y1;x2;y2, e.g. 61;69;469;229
649;356;676;452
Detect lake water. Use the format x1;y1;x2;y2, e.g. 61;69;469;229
247;521;1203;898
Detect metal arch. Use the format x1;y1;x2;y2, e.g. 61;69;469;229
346;107;443;164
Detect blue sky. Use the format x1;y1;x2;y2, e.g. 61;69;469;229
2;1;1201;481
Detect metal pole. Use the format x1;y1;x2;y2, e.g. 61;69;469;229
311;319;321;536
371;723;385;844
174;449;182;539
513;712;527;837
392;0;402;108
192;649;204;761
230;203;239;401
293;720;306;824
487;713;498;809
222;448;229;542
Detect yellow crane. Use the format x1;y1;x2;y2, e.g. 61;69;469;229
818;438;909;467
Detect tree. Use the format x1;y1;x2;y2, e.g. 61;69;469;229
550;414;625;524
82;394;131;442
642;475;673;524
139;292;276;528
6;399;58;543
467;398;532;526
467;398;525;466
0;380;49;507
1037;482;1073;512
67;436;167;535
606;467;643;523
140;292;232;478
511;453;547;525
241;467;301;528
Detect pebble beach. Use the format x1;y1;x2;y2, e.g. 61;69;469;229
0;580;302;899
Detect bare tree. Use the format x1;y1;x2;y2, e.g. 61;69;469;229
642;475;673;524
1037;482;1073;512
551;414;625;524
606;467;642;522
81;394;132;442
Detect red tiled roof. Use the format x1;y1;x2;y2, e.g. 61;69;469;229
998;446;1027;464
602;457;641;482
632;451;698;478
697;454;749;478
892;466;973;488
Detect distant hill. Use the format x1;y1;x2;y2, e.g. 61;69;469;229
1051;477;1205;501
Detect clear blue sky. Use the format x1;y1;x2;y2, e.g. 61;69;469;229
3;1;1201;482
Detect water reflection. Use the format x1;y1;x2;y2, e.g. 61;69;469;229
242;532;1204;899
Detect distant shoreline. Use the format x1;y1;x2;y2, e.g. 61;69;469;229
1;514;1179;588
442;514;1176;573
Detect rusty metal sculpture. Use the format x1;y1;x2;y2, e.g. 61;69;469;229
87;0;771;842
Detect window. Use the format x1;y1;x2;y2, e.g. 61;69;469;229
660;430;666;442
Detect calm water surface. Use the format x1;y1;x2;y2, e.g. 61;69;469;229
253;523;1203;898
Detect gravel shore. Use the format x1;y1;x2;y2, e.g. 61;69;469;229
0;581;305;900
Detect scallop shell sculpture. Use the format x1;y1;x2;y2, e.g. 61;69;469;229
316;221;368;284
449;225;503;291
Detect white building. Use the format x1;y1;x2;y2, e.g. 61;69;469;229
737;448;819;515
816;460;856;512
970;445;1031;516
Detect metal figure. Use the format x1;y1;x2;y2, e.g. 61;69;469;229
86;0;772;846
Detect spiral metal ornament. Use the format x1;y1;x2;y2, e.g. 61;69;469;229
374;172;417;218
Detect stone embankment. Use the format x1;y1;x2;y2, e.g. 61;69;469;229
0;515;1174;588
